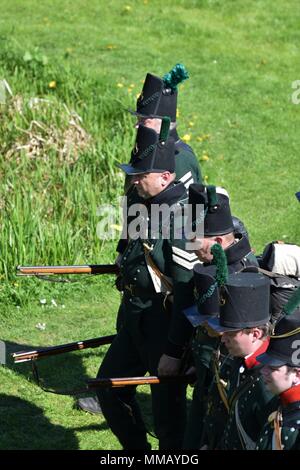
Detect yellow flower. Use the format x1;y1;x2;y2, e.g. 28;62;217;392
110;224;122;232
182;134;191;143
123;5;132;12
48;81;56;89
204;175;209;183
197;136;203;142
189;121;194;127
117;83;124;88
201;154;209;161
106;44;117;50
176;109;180;118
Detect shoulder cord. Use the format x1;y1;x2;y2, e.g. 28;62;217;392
212;350;230;413
272;408;283;450
143;242;173;307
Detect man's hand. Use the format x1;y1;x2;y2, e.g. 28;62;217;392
192;238;217;263
157;354;181;376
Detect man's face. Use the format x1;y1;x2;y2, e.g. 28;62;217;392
135;116;162;134
261;364;296;395
221;329;256;357
131;172;167;199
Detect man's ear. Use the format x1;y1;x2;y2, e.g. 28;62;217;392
161;171;171;185
294;369;300;381
252;327;264;341
214;236;223;245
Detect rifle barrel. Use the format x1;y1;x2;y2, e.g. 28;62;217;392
13;334;116;363
17;264;119;276
87;374;196;389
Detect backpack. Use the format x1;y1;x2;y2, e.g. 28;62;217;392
257;241;300;322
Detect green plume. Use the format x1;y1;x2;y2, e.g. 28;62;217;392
159;116;170;142
282;287;300;316
207;185;218;208
211;243;228;287
163;63;189;91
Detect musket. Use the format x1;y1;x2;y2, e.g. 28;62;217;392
17;264;120;276
87;373;196;389
12;334;116;363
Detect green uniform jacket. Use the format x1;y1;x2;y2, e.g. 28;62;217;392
214;345;279;450
255;386;300;450
119;180;199;351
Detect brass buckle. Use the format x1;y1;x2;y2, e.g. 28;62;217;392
125;284;134;296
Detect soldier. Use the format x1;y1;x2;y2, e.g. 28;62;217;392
256;306;300;450
95;122;198;449
77;64;202;415
201;272;278;450
168;184;258;448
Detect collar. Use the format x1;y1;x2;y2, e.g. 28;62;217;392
149;181;186;207
169;128;180;144
244;337;270;369
224;234;253;265
280;383;300;407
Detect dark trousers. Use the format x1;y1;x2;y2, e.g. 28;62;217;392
96;295;187;450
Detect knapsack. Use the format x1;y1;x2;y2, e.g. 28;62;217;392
257;241;300;322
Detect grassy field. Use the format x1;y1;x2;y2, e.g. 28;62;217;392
0;0;300;450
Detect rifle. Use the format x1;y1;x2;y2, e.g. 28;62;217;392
87;373;196;389
12;334;116;363
17;264;120;276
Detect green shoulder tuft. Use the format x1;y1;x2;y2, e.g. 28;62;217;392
211;243;228;287
163;63;189;91
159;116;171;142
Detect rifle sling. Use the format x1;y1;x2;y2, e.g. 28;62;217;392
143;243;173;298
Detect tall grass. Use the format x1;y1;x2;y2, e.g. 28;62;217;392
0;37;135;296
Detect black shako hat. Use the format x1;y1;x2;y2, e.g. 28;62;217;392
207;272;270;333
257;312;300;367
194;265;221;323
257;287;300;367
187;183;234;237
183;244;228;328
118;124;175;175
183;267;220;327
128;64;189;121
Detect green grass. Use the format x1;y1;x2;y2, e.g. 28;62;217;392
0;0;300;450
0;280;160;450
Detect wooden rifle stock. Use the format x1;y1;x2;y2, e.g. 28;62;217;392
13;334;116;363
87;373;196;389
17;264;120;276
